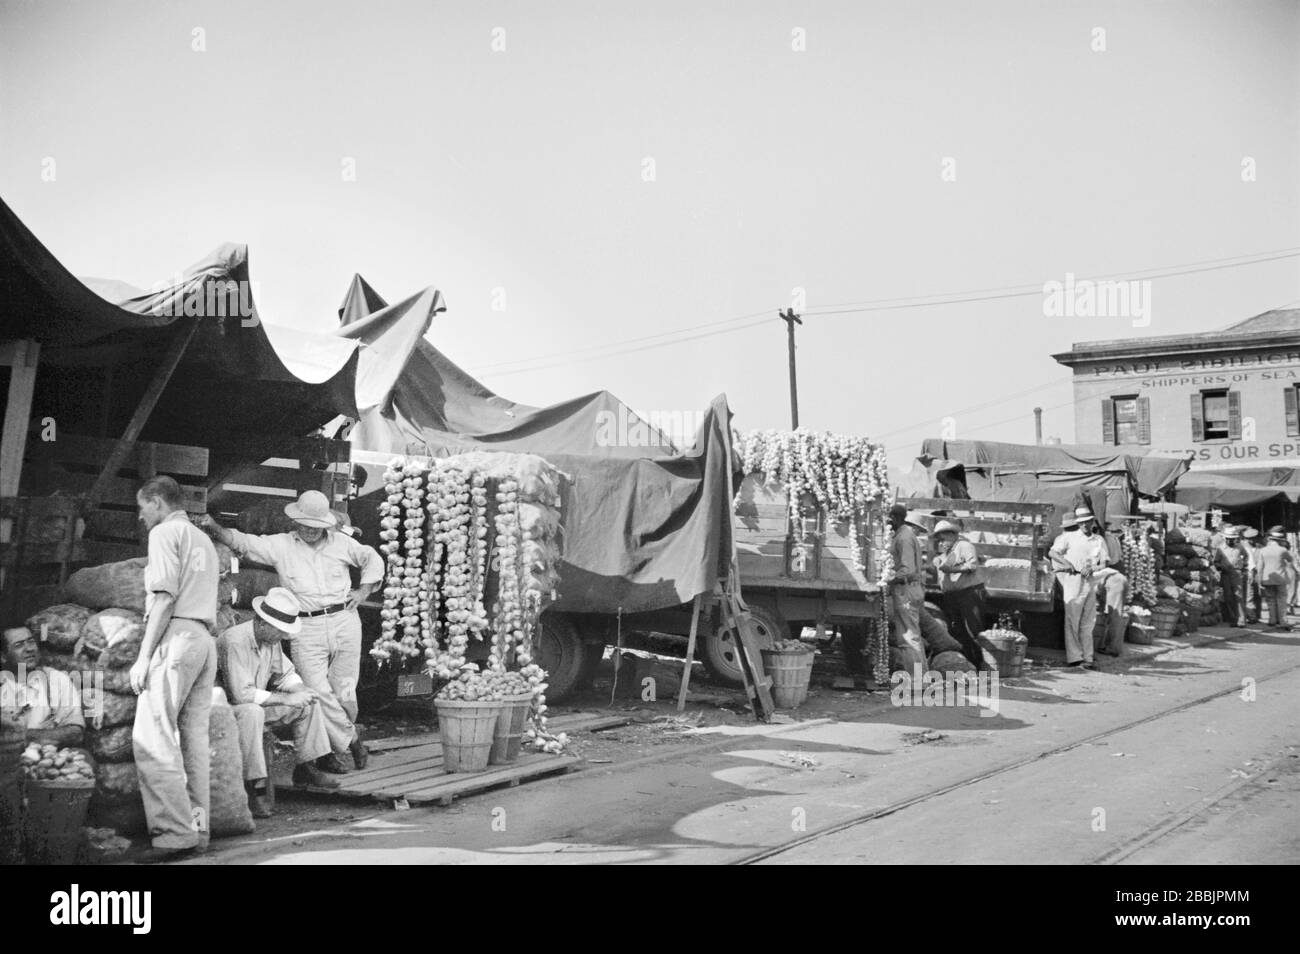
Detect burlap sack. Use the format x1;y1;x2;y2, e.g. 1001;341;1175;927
79;609;144;669
87;725;135;763
83;688;137;729
208;694;254;837
60;559;148;614
230;568;280;608
931;650;978;674
25;604;92;654
92;760;140;806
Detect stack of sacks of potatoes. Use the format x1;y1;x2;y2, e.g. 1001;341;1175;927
29;546;257;836
1162;528;1221;627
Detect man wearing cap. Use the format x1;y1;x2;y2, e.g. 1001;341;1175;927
1257;529;1295;630
1050;507;1108;668
200;490;382;772
930;520;988;669
887;504;927;676
1214;526;1248;627
130;476;219;858
217;587;339;817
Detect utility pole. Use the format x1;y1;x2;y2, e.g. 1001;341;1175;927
779;308;802;428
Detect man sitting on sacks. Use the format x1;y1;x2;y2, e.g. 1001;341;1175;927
216;587;339;818
0;623;85;747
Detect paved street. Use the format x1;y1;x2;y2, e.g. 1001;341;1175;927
184;625;1300;865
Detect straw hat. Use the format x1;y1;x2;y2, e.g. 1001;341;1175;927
932;520;962;537
1223;526;1241;539
1060;512;1079;530
252;586;303;635
284;490;338;528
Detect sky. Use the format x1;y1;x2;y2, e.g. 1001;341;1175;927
2;0;1297;467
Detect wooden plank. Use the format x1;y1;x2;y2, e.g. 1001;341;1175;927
1;339;40;499
388;755;577;802
0;539;84;566
215;464;344;494
52;472;206;511
902;497;1056;516
88;320;200;507
81;539;146;564
363;712;629;754
907;515;1044;535
27;434;209;477
83;510;144;542
0;496;84;520
733;514;791;535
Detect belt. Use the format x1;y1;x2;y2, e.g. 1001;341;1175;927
301;603;348;618
171;617;212;631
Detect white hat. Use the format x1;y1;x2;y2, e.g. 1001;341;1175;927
252;586;303;635
932;520;962;536
284;490;338;528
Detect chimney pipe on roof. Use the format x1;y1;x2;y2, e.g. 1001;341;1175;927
1034;407;1043;445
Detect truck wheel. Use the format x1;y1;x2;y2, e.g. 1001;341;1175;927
703;604;785;687
536;611;588;703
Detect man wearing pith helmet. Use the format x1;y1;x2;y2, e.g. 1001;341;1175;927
200;490;382;772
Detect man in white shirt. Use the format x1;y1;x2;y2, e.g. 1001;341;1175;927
1093;521;1129;658
1;624;86;746
216;587;338;818
1051;507;1108;669
201;490;382;772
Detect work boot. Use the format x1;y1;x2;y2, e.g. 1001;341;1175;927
247;783;274;818
349;730;369;770
315;753;349;774
294;762;341;789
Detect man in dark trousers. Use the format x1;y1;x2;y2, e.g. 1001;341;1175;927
1214;526;1248;627
930;520;988;669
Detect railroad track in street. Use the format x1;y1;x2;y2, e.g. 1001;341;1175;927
733;647;1300;865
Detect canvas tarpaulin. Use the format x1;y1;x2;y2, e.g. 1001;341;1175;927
335;276;737;614
0;195;359;463
1172;472;1300;510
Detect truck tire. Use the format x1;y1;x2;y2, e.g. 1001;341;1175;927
703;603;785;687
536;611;588;703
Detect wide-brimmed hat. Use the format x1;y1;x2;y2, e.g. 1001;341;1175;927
284;490;338;528
1242;527;1259;540
1223;526;1241;539
932;519;962;537
1074;506;1096;521
1060;512;1079;529
1269;530;1287;541
252;587;303;635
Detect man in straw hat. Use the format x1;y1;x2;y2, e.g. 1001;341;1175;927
201;491;383;772
1050;506;1108;668
1093;519;1129;657
217;587;340;817
1241;527;1263;623
929;519;988;669
1214;526;1248;627
1257;528;1295;630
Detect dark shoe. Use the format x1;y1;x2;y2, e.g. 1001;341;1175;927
1067;660;1084;668
294;762;341;789
248;790;274;818
316;753;349;775
1081;660;1098;670
136;844;200;865
1097;649;1120;657
349;732;369;770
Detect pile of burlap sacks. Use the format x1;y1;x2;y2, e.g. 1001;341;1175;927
24;541;278;842
1161;527;1221;629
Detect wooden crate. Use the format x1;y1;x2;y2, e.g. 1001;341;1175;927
732;474;883;592
0;495;85;621
208;436;352;524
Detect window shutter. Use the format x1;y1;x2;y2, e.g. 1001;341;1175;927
1137;396;1151;444
1228;390;1242;440
1190;393;1204;442
1101;398;1115;444
1286;386;1299;438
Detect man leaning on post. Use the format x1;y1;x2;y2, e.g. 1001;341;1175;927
200;490;381;772
130;476;219;861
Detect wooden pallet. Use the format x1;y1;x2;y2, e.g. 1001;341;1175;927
293;746;579;806
365;711;631;754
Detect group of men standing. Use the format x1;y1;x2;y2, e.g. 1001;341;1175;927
1215;525;1295;631
1050;506;1126;669
127;478;382;860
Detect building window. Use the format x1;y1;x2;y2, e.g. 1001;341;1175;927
1191;389;1241;442
1101;395;1149;445
1285;385;1300;438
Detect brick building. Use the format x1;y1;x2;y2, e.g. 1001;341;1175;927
1053;308;1300;470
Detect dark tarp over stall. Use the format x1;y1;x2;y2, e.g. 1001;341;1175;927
0;196;360;479
335;277;735;614
1172;472;1300;511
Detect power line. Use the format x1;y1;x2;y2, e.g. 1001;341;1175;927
471;247;1300;379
